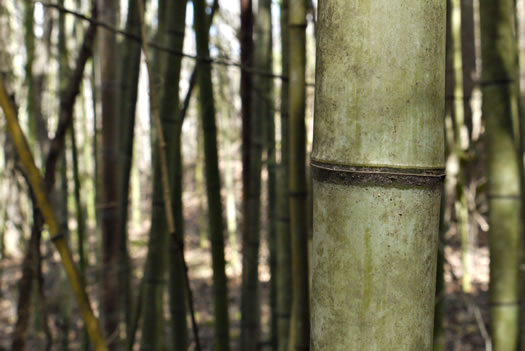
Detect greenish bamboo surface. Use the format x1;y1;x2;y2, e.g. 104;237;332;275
311;0;446;349
481;4;521;351
480;0;521;349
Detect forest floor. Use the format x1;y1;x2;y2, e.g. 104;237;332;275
0;186;492;350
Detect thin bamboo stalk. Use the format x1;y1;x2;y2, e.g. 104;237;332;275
193;0;230;349
136;1;202;350
288;0;309;349
480;0;521;349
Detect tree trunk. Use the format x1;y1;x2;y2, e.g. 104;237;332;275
194;0;230;349
311;1;446;349
288;1;310;350
480;0;521;349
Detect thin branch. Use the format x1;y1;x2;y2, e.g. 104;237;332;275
37;0;315;87
136;1;202;351
45;13;97;188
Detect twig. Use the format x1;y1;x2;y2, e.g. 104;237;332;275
136;1;202;350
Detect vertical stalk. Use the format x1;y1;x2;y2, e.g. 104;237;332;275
239;0;258;347
480;0;521;349
97;0;121;347
288;0;310;349
194;0;231;349
311;0;446;349
277;1;292;350
118;0;142;338
139;0;188;349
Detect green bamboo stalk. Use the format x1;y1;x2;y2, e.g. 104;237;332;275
311;1;446;349
162;0;189;349
136;1;201;350
276;1;291;350
240;0;273;348
480;0;521;349
139;0;188;349
194;0;230;349
96;0;121;347
118;0;141;338
288;1;309;350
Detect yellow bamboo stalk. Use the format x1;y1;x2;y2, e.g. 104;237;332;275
0;77;108;351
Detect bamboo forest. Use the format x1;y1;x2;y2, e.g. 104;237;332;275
2;0;525;350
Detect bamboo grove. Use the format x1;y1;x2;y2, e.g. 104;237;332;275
2;0;525;350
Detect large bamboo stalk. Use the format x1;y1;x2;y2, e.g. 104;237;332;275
194;0;230;349
311;1;446;349
288;1;309;350
480;0;521;349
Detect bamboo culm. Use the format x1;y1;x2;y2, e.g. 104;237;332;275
480;0;521;349
288;0;310;349
194;0;231;349
311;0;446;349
